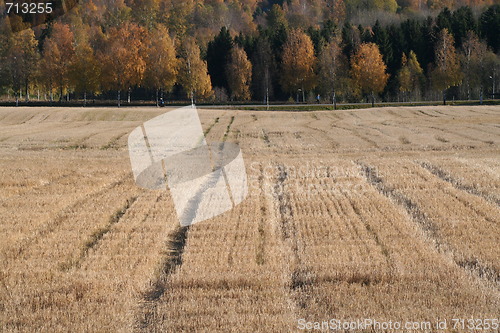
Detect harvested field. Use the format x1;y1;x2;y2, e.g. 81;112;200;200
0;105;499;332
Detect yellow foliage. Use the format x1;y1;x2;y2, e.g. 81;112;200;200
143;24;179;93
432;28;462;92
99;23;147;92
39;23;75;96
398;51;423;93
350;42;389;96
178;38;213;102
226;47;252;101
280;29;316;94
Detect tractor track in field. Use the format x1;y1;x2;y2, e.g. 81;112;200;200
135;225;190;332
330;123;379;148
427;125;495;145
358;162;500;290
6;172;132;260
349;195;395;274
100;131;129;150
3;122;87;142
60;196;139;271
465;125;500;137
302;121;340;150
272;164;315;311
418;161;500;208
412;109;440;118
203;116;220;136
256;165;267;266
221;115;245;267
385;109;410;119
136;114;238;331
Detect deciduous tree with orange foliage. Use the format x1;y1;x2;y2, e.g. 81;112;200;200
226;47;252;101
69;42;101;106
280;29;316;102
40;23;75;101
432;28;462;105
99;23;147;106
350;42;389;106
4;28;39;105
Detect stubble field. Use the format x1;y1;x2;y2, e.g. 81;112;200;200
0;105;499;332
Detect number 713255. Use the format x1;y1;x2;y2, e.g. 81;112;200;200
5;2;53;14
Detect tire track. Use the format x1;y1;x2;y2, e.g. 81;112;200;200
2;122;87;142
418;161;500;208
100;131;129;150
427;125;494;145
358;162;500;288
135;225;190;332
60;196;138;271
466;125;500;137
135;113;237;331
385;109;410;119
256;165;267;266
221;115;245;266
330;124;379;147
349;195;395;274
203;116;220;136
272;164;314;311
6;172;132;259
303;122;340;150
415;109;440;118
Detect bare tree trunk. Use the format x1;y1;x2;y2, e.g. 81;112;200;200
25;81;29;102
371;92;375;107
84;91;87;107
127;88;131;103
332;90;336;110
443;89;446;105
265;68;270;109
156;89;159;107
118;90;121;107
266;85;269;110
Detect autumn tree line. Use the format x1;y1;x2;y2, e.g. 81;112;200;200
0;1;499;106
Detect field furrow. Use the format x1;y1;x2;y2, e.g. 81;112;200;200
419;157;500;206
260;158;499;322
359;159;500;285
